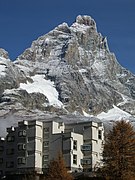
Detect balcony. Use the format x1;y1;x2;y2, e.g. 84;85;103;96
81;144;91;151
81;158;92;165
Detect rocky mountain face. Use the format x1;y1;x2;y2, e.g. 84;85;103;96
1;15;135;126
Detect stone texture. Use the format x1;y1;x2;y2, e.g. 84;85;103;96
1;15;135;117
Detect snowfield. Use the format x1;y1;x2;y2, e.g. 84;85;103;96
97;105;131;121
19;74;63;107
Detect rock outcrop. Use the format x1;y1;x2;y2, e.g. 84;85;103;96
1;15;135;119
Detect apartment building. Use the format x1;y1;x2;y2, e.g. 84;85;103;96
65;121;104;171
0;119;104;177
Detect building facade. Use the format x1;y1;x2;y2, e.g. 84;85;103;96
0;119;104;177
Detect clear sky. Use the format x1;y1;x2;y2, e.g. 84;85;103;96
0;0;135;73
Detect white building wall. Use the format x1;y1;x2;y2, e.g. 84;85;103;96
45;131;83;172
91;123;104;169
52;121;65;134
65;121;104;171
35;122;43;170
70;132;83;171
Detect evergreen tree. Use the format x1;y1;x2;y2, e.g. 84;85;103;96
46;153;73;180
101;120;135;180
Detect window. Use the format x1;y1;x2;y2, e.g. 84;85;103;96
6;161;14;168
84;139;91;143
73;140;77;150
44;127;49;133
27;150;34;155
6;148;14;155
0;158;3;164
18;157;26;165
43;164;49;168
84;126;89;129
98;130;102;139
18;144;26;151
7;136;15;142
43;155;49;161
28;137;35;141
0;146;4;152
81;158;92;165
18;130;26;137
43;141;49;147
73;154;77;165
58;122;63;128
81;144;92;151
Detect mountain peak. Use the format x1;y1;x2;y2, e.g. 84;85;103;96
75;15;96;27
1;15;135;128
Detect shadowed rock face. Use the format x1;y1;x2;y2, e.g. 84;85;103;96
0;15;135;118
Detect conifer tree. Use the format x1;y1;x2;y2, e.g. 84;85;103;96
46;153;73;180
101;120;135;179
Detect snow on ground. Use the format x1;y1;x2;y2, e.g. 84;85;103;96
83;110;94;117
79;69;87;73
19;74;63;107
97;105;131;121
117;93;129;106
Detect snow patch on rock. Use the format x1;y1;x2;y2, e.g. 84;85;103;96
19;74;63;107
97;105;131;121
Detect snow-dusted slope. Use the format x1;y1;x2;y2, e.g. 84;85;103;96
13;15;135;116
97;105;132;121
1;15;135;126
19;75;63;107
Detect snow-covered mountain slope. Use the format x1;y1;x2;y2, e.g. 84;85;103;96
97;105;131;121
1;15;135;129
19;74;63;107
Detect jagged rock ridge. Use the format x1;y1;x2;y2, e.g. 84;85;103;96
1;15;135;120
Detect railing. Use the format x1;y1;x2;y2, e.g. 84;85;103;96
81;158;92;165
81;144;91;151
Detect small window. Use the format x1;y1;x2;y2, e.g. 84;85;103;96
18;144;26;151
43;163;49;168
18;130;26;137
43;141;49;147
7;136;15;142
6;148;14;155
18;157;26;165
73;154;77;165
43;155;49;161
0;146;4;152
0;158;3;164
84;126;89;129
27;150;34;155
58;122;63;128
28;137;35;141
6;161;14;168
73;140;77;150
81;158;92;165
44;127;49;133
98;130;102;139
